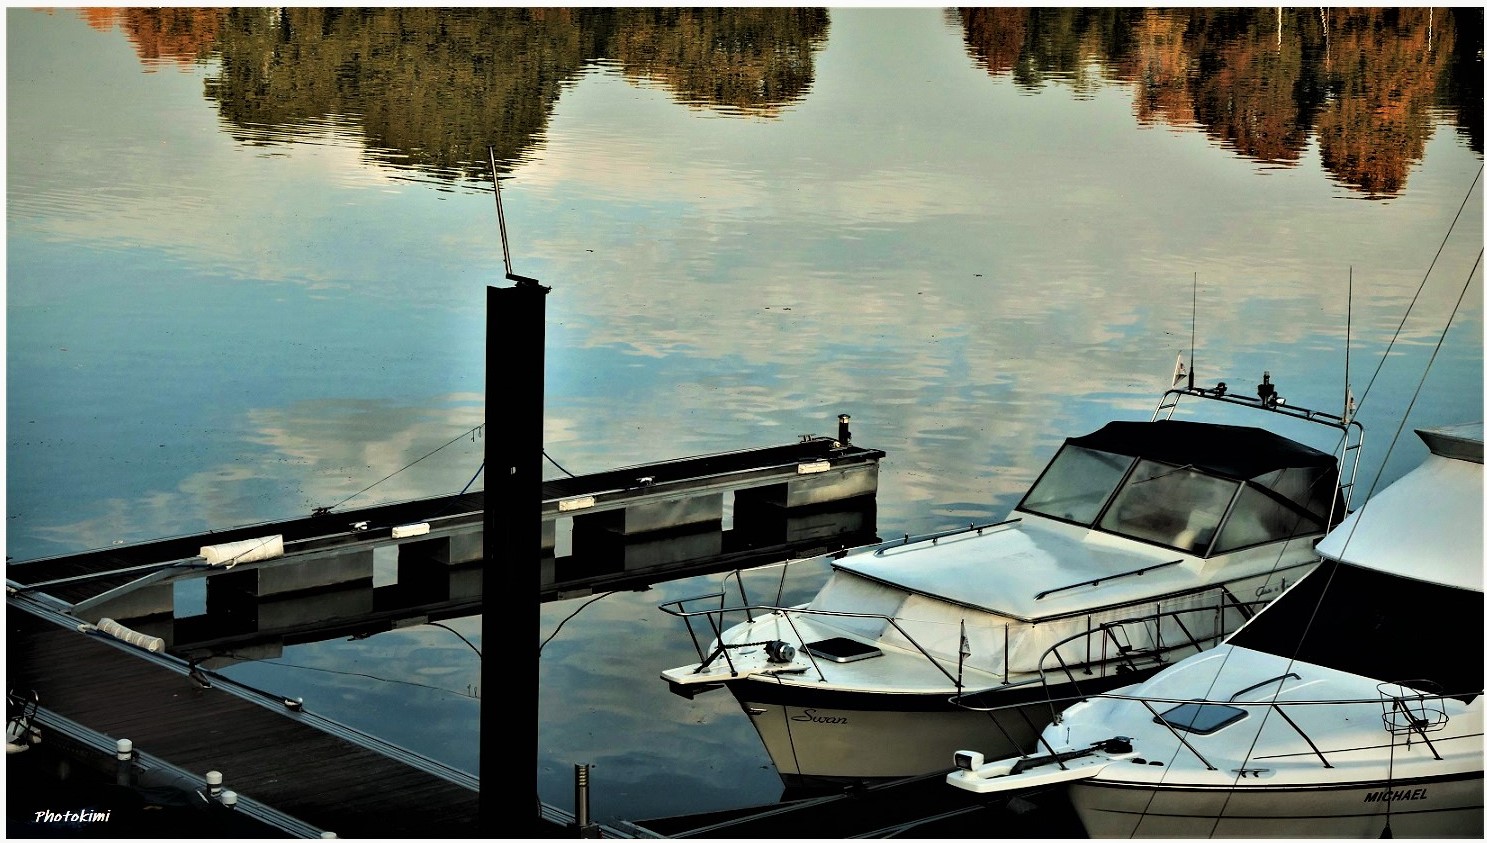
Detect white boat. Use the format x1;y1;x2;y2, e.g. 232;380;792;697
660;372;1362;787
947;421;1483;838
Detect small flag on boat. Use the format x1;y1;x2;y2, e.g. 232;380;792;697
1343;384;1356;425
1172;353;1187;387
959;619;971;660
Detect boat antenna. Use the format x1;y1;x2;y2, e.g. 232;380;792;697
1188;272;1197;389
488;145;543;287
1343;269;1355;425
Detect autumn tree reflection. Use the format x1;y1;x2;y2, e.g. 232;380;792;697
78;7;827;181
959;7;1483;198
78;7;1479;197
608;8;828;117
1313;9;1453;195
81;6;223;68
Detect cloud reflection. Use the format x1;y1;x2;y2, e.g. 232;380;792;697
23;396;486;557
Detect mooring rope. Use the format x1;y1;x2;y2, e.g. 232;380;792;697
314;422;486;514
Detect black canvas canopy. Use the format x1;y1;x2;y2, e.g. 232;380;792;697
1228;558;1483;700
1066;420;1336;481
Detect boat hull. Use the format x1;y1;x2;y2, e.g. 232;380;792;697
730;669;1151;788
1069;774;1485;838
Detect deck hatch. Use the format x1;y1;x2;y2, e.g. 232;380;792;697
1154;702;1248;734
803;637;883;663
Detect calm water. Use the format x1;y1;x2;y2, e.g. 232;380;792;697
6;7;1483;828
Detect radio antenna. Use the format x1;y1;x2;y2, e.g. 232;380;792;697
489;146;514;279
1188;272;1197;389
1344;268;1355;424
487;145;542;287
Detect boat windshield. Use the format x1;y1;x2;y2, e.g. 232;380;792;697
1019;442;1333;555
1018;445;1133;525
1097;461;1238;552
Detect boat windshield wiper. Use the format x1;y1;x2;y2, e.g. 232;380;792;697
1128;463;1196;485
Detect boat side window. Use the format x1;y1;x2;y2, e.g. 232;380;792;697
1210;483;1319;553
1251;467;1335;520
1018;445;1134;525
1098;462;1238;552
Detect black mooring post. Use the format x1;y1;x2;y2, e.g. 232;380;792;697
482;278;548;832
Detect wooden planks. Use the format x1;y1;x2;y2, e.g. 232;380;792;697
8;606;482;838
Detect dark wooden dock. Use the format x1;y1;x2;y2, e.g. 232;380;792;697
8;595;485;838
617;767;1087;838
6;430;885;837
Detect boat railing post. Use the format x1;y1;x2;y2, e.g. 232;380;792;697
573;763;599;837
1085;615;1092;671
1002;624;1009;685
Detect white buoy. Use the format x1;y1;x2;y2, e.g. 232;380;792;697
206;770;223;797
220;790;238;808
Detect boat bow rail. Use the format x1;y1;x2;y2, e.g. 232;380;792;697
948;594;1266;714
659;522;1032;690
947;682;1479;795
658;595;971;692
660;537;1267;696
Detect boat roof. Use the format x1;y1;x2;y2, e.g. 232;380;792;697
1065;420;1335;480
1416;421;1484;463
835;525;1203;622
1315;423;1483;592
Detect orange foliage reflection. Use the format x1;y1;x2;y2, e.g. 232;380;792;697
79;7;226;69
959;7;1473;197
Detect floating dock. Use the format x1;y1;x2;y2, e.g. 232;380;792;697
6;427;884;837
7;592;484;838
617;767;1087;838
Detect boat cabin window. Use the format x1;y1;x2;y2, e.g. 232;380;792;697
1019;445;1133;524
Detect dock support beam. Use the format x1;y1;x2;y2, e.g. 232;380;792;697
482;279;549;832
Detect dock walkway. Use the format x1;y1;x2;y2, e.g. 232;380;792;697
6;430;884;837
8;594;482;838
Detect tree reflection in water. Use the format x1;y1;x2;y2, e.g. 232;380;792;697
81;7;1481;196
